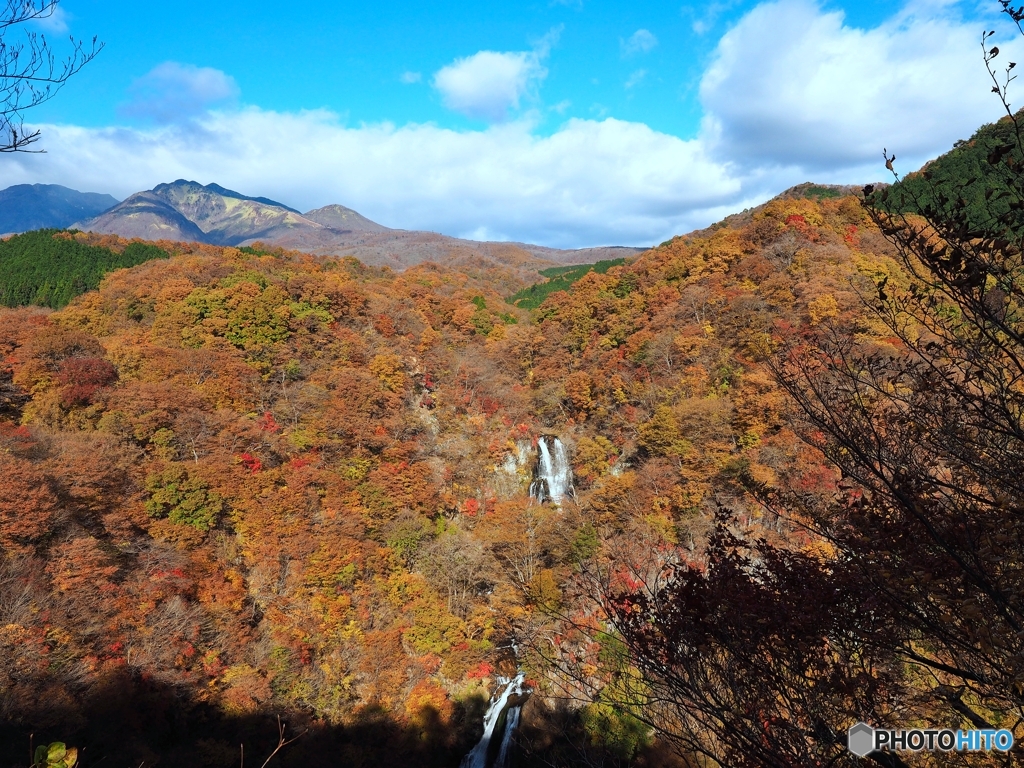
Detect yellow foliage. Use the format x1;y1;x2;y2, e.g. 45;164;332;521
807;293;840;324
574;435;616;482
220;664;272;714
369;353;406;392
759;197;825;227
563;371;594;413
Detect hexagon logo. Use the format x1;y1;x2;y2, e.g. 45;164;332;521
848;722;875;757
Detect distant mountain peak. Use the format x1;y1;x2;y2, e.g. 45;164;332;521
76;180;318;247
152;179;300;213
0;184;119;234
303;203;391;233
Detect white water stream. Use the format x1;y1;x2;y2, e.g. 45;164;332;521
460;672;526;768
529;436;573;504
493;701;521;767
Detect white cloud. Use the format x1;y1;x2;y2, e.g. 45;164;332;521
432;50;548;122
625;69;647;89
400;71;422;84
30;5;69;33
621;29;658;56
699;0;1022;172
684;2;739;35
121;62;240;124
1;109;746;248
3;0;1019;251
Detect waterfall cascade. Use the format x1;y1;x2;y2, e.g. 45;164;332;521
493;701;521;767
529;436;574;504
460;673;526;768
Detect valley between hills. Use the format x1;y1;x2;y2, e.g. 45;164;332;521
2;113;1024;768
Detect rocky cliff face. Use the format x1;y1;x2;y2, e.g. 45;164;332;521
74;190;208;242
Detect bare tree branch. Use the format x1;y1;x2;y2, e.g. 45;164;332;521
0;0;102;152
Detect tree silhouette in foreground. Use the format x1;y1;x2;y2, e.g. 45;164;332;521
0;0;101;152
0;666;480;768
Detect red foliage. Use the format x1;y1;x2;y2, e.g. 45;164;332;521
466;661;493;679
782;213;820;241
152;567;187;580
479;395;501;416
57;356;117;407
373;313;397;337
258;411;281;432
0;423;36;452
418;654;442;673
238;452;262;473
0;424;31;439
791;464;837;494
0;453;60;548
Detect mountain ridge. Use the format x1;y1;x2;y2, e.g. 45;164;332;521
0;184;119;234
70;179;646;272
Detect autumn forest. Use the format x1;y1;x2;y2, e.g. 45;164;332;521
7;46;1024;768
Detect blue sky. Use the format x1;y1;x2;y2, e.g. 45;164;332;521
3;0;1019;247
29;0;902;136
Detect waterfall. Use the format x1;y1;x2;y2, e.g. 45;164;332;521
529;436;574;504
493;700;521;768
460;673;526;768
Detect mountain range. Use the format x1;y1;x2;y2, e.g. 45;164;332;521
0;184;118;234
0;181;644;272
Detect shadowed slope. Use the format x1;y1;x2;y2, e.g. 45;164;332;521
0;184;119;234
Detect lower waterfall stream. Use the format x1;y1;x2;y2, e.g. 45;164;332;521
462;435;563;766
460;673;526;768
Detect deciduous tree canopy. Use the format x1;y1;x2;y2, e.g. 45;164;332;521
5;112;1023;765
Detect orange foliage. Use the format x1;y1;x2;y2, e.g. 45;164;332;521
0;191;904;749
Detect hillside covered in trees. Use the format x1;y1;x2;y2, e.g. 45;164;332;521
0;230;169;309
872;110;1024;235
17;0;1024;762
507;257;628;310
0;180;922;766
